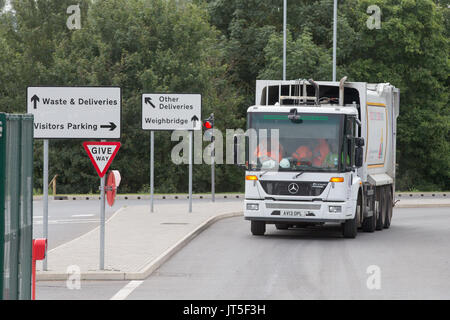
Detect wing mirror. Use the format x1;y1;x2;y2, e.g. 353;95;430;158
355;137;365;147
355;137;364;168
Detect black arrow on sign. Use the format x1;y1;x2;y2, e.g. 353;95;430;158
100;122;117;131
191;115;199;128
31;94;40;109
144;97;156;108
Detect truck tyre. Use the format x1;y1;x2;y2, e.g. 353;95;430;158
376;187;385;231
384;188;393;229
251;221;266;236
342;214;358;239
342;193;360;238
275;223;289;230
362;193;376;232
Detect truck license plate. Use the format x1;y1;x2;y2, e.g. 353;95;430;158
281;210;305;217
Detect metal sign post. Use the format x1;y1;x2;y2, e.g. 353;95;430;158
332;0;337;82
211;127;215;202
283;0;287;81
150;131;154;213
189;130;193;212
99;164;106;270
210;114;215;203
42;139;49;271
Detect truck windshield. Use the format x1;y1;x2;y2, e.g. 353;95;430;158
247;112;343;172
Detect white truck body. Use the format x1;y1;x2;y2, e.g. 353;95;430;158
243;79;400;237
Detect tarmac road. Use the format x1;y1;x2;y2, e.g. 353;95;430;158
33;199;134;250
37;206;450;300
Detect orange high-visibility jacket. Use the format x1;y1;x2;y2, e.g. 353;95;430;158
254;141;284;162
312;139;330;166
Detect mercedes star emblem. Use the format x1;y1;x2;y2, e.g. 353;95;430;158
288;183;299;194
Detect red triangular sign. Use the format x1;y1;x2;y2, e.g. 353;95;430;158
83;142;121;178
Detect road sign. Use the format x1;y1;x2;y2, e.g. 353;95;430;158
83;142;121;178
27;87;121;139
142;93;201;131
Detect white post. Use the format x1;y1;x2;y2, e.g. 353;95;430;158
99;173;105;270
42;139;49;271
99;139;106;270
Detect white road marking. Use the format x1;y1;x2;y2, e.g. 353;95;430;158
110;281;144;300
71;214;95;218
34;219;100;225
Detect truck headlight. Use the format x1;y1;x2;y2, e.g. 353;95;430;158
246;203;259;211
328;205;342;213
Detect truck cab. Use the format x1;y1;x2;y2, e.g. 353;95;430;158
242;78;399;238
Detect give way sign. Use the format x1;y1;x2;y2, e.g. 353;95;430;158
83;142;121;177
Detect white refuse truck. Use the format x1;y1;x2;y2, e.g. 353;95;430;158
239;78;399;238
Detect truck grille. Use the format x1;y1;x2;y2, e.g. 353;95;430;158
259;181;328;196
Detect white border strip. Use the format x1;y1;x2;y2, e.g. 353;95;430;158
110;280;144;300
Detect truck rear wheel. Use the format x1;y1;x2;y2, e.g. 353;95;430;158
251;221;266;236
376;187;386;231
362;192;377;233
384;188;393;229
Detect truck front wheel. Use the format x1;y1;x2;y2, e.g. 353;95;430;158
342;193;361;238
251;221;266;236
343;213;358;239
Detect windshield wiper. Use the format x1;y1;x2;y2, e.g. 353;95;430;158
259;170;269;178
293;171;304;179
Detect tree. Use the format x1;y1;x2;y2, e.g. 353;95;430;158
258;30;335;80
0;0;245;194
344;0;449;190
207;0;449;191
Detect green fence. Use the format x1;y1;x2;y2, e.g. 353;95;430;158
0;113;34;300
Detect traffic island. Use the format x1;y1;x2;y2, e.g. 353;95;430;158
36;201;243;281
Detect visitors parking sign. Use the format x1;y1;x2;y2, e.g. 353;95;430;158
27;86;121;139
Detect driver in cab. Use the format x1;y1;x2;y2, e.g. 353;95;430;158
254;140;284;169
292;139;338;168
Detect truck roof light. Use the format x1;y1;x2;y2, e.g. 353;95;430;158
330;177;344;183
246;175;258;181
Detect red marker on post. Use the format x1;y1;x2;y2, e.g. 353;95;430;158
106;170;121;207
